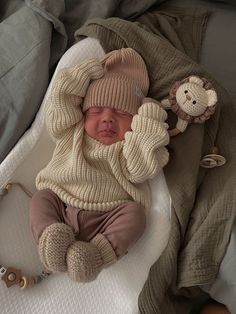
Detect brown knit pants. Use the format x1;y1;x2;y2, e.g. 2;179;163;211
30;189;146;258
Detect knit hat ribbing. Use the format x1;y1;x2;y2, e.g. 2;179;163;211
83;48;149;115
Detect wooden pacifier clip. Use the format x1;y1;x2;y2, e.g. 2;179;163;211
0;183;52;289
0;265;51;289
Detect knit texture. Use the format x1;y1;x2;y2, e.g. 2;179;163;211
38;223;75;272
91;233;117;267
36;59;169;212
67;234;116;282
83;48;149;115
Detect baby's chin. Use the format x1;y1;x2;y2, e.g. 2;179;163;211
97;135;120;145
85;130;124;145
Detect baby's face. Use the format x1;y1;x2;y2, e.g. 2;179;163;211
84;107;133;145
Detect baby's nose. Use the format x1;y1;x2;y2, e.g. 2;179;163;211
102;109;115;122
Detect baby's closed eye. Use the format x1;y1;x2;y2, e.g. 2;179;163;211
116;110;132;117
86;107;103;115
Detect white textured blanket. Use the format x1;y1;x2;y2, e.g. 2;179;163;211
0;38;171;314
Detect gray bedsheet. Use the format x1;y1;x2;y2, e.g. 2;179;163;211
0;0;162;163
0;0;67;163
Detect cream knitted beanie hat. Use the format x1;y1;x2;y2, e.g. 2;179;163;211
83;48;149;115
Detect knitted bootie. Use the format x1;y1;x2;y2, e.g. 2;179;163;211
67;233;117;282
38;223;75;272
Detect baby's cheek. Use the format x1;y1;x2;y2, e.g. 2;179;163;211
84;117;94;136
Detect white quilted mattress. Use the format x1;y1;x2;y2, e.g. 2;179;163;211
0;38;171;314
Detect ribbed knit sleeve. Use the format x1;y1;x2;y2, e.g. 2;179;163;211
46;59;104;140
123;101;169;183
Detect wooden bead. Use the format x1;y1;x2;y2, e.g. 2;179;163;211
210;146;219;154
1;267;22;288
7;273;16;281
28;277;36;288
19;276;28;289
19;276;36;289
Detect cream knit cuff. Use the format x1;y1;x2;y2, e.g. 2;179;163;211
131;115;169;136
138;102;168;122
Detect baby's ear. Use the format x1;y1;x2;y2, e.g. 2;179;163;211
206;89;218;107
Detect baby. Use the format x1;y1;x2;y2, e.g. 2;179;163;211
30;48;169;282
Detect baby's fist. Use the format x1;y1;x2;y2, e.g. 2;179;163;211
138;98;168;122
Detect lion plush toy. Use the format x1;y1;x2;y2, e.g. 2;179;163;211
161;75;217;136
160;75;226;168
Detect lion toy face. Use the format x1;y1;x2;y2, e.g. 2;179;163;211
175;76;217;117
160;75;218;136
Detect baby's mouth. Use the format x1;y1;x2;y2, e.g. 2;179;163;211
99;129;116;137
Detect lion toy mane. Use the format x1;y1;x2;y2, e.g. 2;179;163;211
161;75;217;136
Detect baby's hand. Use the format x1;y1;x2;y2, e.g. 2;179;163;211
138;98;168;122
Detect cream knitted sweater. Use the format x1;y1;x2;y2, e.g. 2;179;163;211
36;59;169;212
